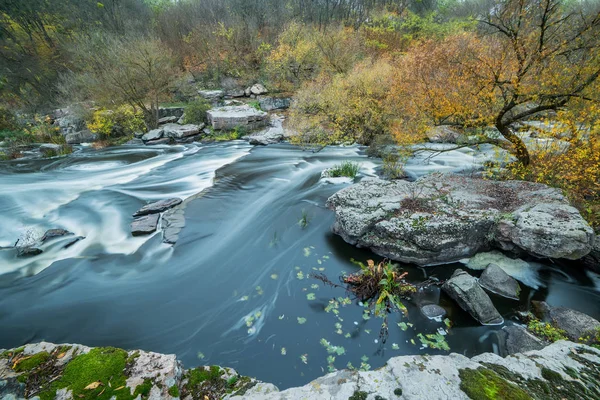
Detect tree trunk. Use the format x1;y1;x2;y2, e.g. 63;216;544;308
496;122;530;166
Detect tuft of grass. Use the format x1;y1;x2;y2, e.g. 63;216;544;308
527;319;568;343
248;100;261;111
329;161;360;178
298;209;310;228
168;384;180;397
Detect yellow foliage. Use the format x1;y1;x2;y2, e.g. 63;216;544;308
87;105;145;139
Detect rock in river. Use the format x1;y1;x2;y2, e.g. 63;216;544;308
478;263;521;300
131;214;160;236
497;325;545;356
532;301;600;341
442;269;503;325
326;173;594;265
133;198;182;217
207;105;268;131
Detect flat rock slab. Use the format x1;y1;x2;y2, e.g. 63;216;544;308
207;105;268;131
442;269;503;325
162;123;203;139
478;263;521;300
65;130;98;144
133;198;182;217
131;214;160;236
326;173;594;265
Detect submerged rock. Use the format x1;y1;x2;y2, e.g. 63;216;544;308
207;105;268;131
532;301;600;341
133;198;182;217
326;174;594;265
420;304;447;320
478;263;521;300
16;246;43;258
497;325;545;356
442;269;503;325
40;229;73;242
131;214;160;236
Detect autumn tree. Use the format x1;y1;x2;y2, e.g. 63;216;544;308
393;0;600;166
62;34;179;128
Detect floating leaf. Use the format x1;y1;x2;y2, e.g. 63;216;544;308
240;296;249;301
296;271;304;280
392;343;399;350
271;274;278;280
255;286;264;295
397;322;408;331
311;284;319;290
360;355;369;362
297;317;307;324
281;347;287;356
300;354;308;364
317;259;322;265
303;247;311;257
344;333;351;338
306;293;316;300
197;352;205;360
444;318;452;328
278;314;285;320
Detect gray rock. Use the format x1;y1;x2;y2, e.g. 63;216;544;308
326;174;594;265
426;126;463;143
258;96;291;111
442;269;503;325
162;208;185;245
583;235;600;272
227;89;246;98
420;304;447;320
41;229;73;242
65;130;98;144
158;107;185;119
145;138;171;146
158;116;178;125
53;105;87;135
497;325;545;356
250;83;268;95
125;138;144;145
478;263;521;300
16;247;43;257
162;123;203;139
532;301;600;341
207;105;269;131
198;90;224;101
244;87;252;97
141;128;164;142
244;116;285;145
131;214;160;236
233;341;600;399
133;198;182;217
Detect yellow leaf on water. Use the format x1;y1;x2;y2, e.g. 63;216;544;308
84;381;102;390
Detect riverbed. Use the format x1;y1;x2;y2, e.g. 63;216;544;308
0;142;598;389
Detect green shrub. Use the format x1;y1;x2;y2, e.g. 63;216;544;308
87;105;146;139
0;107;19;131
183;99;211;125
329;161;360;178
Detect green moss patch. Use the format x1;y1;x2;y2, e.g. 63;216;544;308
13;351;51;372
168;384;180;397
35;347;143;400
459;368;532;400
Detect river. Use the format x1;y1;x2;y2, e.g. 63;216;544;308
0;142;598;389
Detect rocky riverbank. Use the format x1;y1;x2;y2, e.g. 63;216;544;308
2;340;599;400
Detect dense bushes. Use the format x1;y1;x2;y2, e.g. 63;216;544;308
183;100;211;125
87;106;146;139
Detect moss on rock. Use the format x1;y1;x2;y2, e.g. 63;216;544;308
459;368;532;400
13;351;51;373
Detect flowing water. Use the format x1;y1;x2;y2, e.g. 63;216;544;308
0;142;598;389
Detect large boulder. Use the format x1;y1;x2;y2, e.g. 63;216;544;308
249;83;268;95
207;105;268;131
65;130;98;144
162;123;203;139
326;174;594;265
532;301;600;341
442;269;503;325
244;115;285;145
583;235;600;272
478;263;521;300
